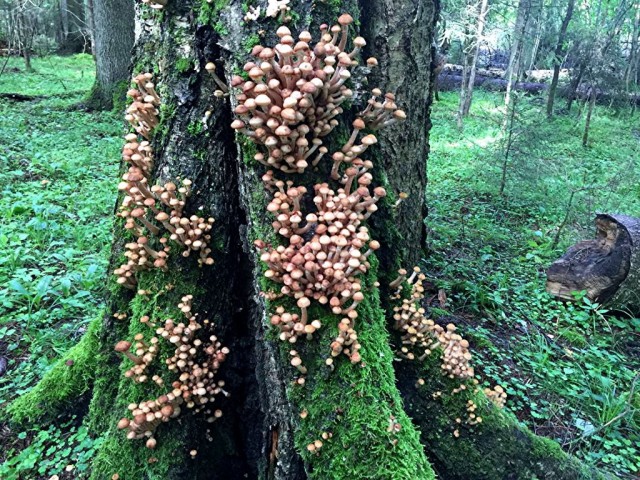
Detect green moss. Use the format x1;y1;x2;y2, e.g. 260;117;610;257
111;80;130;114
6;315;104;425
87;268;208;479
242;33;261;53
396;353;610;479
155;101;177;145
247;170;435;480
279;258;435;479
558;328;588;347
213;20;230;36
175;57;193;74
198;0;229;26
187;120;204;136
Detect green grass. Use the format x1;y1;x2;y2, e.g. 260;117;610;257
0;54;121;478
0;54;96;97
426;91;640;477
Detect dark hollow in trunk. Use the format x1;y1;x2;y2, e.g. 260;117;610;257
547;214;640;313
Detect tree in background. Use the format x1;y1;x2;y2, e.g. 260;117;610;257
546;0;576;117
456;0;489;128
85;0;134;110
57;0;87;53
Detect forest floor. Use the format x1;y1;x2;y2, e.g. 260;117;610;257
427;91;640;477
0;55;120;478
0;56;638;478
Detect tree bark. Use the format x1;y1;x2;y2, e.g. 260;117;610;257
547;214;640;314
85;0;134;110
546;0;575;117
5;1;614;479
625;5;640;91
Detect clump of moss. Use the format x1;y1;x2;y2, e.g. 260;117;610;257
198;0;230;26
175;57;193;74
394;352;608;480
87;268;210;479
7;315;104;425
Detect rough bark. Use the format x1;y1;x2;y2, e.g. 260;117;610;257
85;0;134;110
5;1;615;479
547;214;640;314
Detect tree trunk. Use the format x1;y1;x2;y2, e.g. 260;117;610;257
58;0;87;53
504;0;530;91
85;0;134;110
460;0;489;118
86;0;97;58
503;0;530;124
5;1;612;479
15;0;34;73
546;0;575;117
582;85;596;146
625;5;640;92
567;62;585;112
547;214;640;314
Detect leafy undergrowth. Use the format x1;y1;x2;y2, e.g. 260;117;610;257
426;91;640;477
0;54;96;97
0;55;121;478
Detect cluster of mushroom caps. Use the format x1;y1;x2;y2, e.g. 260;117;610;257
390;267;474;380
229;15;405;174
245;0;291;22
254;165;385;365
484;385;507;409
226;14;406;372
114;74;215;288
115;295;229;448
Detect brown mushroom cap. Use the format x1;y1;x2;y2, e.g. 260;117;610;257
115;341;132;352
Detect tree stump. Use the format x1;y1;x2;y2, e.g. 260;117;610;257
547;214;640;313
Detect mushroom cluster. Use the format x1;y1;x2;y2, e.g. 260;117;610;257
114;73;217;287
229;14;404;173
115;295;229;447
113;237;170;289
266;0;290;19
328;316;361;364
114;175;215;287
126;73;160;140
230;15;408;370
122;74;159;176
254;172;382;318
391;267;474;380
270;305;322;344
243;0;290;22
123;134;154;176
484;385;507;409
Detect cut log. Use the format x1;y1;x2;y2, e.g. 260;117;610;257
546;214;640;313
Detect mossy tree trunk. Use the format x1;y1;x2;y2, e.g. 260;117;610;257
7;1;613;479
